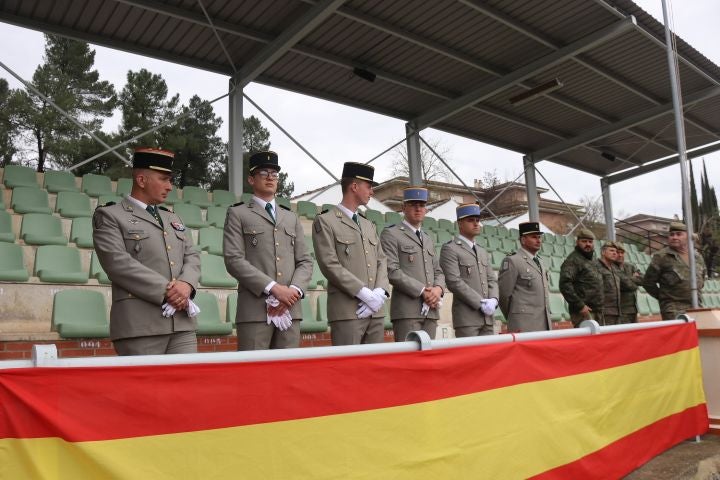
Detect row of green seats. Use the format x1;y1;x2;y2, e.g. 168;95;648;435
0;244;107;283
2;213;93;247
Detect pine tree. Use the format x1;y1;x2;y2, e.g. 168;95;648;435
689;159;700;229
0;78;18;167
10;34;116;171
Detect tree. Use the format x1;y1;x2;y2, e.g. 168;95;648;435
577;195;605;226
118;68;179;150
0;78;19;167
689;159;700;229
392;136;453;183
10;34;116;172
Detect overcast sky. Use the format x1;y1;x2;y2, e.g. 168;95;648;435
0;0;718;220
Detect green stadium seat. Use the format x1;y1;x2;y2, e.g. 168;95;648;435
496;226;511;238
70;217;94;248
646;295;660;315
90;251;110;284
206;206;228;228
549;295;569;322
55;191;92;218
305;235;315;258
34;245;89;283
3;165;39;189
182;186;212;207
364;209;384;226
422;216;438;231
475;236;488;248
0;210;14;243
385;314;393;331
436;230;453;245
172;203;208;228
308;262;326;289
212;189;237;207
385;211;403;225
437;218;454;232
540;243;554;256
491;250;505;269
321;203;335;213
301;296;328;333
197;227;223;255
162;188;183;206
549;256;564;272
543;234;556;245
20;213;66;245
636;293;651;316
194;291;233;335
548;271;561;293
501;238;517;253
494;308;506;324
44;170;79;193
81;173;113;197
296;200;318;219
0;243;30;281
11;186;52;214
553;244;566;256
52;290;109;338
317;292;329;324
483;224;498;237
241;193;253;204
97;194;123;206
508;228;519;239
226;293;238;324
115;178;133;196
276;197;291;210
0;186;4;209
487;236;502;251
199;254;237;288
564;245;575;256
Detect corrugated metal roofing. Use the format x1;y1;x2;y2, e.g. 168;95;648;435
0;0;718;178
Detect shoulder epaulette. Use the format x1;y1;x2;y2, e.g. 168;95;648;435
387;223;396;228
158;206;170;212
279;204;291;211
507;250;516;256
320;209;329;214
98;201;115;207
230;201;244;207
358;211;367;219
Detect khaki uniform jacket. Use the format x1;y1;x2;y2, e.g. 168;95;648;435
312;207;390;321
440;237;498;328
92;199;201;341
643;247;706;313
223;201;313;323
498;249;551;332
380;223;445;321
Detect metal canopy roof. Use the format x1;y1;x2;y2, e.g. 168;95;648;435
1;0;719;179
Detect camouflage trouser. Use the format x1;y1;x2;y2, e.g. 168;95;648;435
570;309;604;328
622;313;638;324
603;314;621;326
660;302;692;320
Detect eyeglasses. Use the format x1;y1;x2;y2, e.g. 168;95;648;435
255;170;280;180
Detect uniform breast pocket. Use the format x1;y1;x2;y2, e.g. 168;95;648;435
336;236;356;256
400;245;419;263
123;230;150;256
242;226;265;248
520;273;533;287
284;226;297;247
460;262;474;278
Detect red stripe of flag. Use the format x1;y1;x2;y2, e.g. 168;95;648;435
0;323;700;441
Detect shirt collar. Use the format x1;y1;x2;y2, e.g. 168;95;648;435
458;235;476;249
520;247;538;259
336;203;356;220
253;196;276;212
126;194;149;210
402;220;421;234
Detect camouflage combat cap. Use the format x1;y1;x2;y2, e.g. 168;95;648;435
576;228;595;240
614;241;625;252
602;240;618;250
669;221;687;232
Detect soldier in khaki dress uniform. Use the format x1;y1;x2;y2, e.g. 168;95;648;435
498;222;551;332
312;162;390;346
643;221;706;320
380;187;445;341
92;148;201;355
440;203;498;337
223;151;313;350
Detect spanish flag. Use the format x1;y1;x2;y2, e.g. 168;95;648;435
0;323;707;479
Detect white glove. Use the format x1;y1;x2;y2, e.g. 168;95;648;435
266;295;293;331
162;302;176;317
480;298;498;316
356;302;373;319
421;302;430;316
186;300;201;318
266;295;280;308
357;287;385;313
280;311;293;331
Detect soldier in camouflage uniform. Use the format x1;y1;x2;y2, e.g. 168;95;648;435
615;242;643;323
596;241;636;325
643;222;706;320
559;228;604;327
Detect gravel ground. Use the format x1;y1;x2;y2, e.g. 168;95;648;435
624;435;720;479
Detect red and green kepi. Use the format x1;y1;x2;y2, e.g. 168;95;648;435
249;150;280;173
519;221;542;236
342;162;378;186
456;203;481;220
403;187;428;203
133;147;174;172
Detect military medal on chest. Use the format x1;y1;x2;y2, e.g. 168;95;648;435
345;245;351;255
251;236;258;247
467;266;472;275
409;255;414;263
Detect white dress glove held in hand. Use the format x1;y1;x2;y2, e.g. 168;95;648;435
357;287;385;313
480;298;498;316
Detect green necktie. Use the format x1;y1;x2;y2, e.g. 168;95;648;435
533;256;542;271
146;205;163;226
352;213;359;226
265;203;275;224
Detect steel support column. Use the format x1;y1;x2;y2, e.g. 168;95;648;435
405;123;423;185
228;79;244;195
600;178;615;240
523;156;540;222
